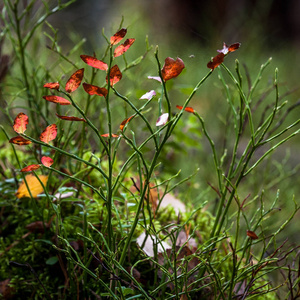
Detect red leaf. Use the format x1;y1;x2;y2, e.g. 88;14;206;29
43;82;60;90
110;28;127;45
65;68;84;93
161;57;185;81
228;42;241;52
9;136;32;145
40;124;57;144
41;156;54;167
120;115;134;131
114;38;135;57
176;105;195;113
56;113;86;122
80;55;108;71
82;83;108;97
247;230;258;240
207;53;225;70
106;65;122;86
13;113;29;134
43;95;71;105
101;133;120;138
156;113;169;126
21;164;41;172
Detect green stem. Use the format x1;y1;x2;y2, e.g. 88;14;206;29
20;133;109;181
12;1;38;131
105;46;114;252
194;112;222;191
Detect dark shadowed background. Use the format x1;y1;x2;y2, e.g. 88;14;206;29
50;0;300;48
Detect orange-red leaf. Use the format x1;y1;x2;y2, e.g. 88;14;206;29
176;105;195;113
21;164;41;172
207;53;225;70
80;55;108;71
228;42;241;52
43;95;71;105
13;113;29;134
106;65;122;86
9;136;32;145
65;68;84;93
114;38;135;57
120;115;134;131
43;82;60;90
161;57;185;81
40;124;57;144
41;156;54;167
247;230;258;240
110;28;127;45
101;133;120;138
56;113;86;122
82;83;108;97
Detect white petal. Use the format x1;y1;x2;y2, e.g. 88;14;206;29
217;42;229;55
136;232;171;257
139;90;156;100
156;113;169;126
148;75;162;83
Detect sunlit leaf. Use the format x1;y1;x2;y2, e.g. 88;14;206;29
106;65;122;86
21;164;41;172
43;82;60;90
16;174;48;198
9;136;32;145
176;105;195;113
43;95;71;105
156;113;169;126
82;83;108;97
101;133;120;138
114;38;135;57
65;68;84;93
40;124;57;144
120;115;134;131
161;57;185;81
247;230;258;240
139;90;156;100
56;113;86;122
110;28;127;45
13;113;29;134
41;156;54;167
207;53;225;70
80;55;108;71
148;76;162;83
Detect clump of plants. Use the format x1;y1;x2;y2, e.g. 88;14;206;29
1;1;300;299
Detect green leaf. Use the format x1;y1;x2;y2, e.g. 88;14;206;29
46;256;58;265
35;239;54;245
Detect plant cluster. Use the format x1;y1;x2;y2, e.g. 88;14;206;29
1;1;300;299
